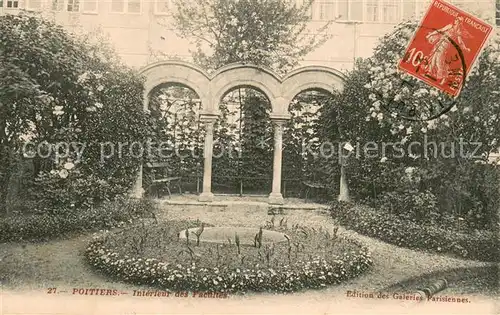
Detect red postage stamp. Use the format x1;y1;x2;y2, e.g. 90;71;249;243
398;0;493;97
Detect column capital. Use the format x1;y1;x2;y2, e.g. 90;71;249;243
200;111;220;123
269;112;291;123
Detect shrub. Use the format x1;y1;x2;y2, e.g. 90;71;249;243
330;201;499;262
84;220;373;293
375;189;439;224
0;14;158;214
0;197;157;242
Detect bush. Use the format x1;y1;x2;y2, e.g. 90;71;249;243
84;220;373;293
0;197;157;242
375;189;439;224
330;201;499;262
0;14;158;214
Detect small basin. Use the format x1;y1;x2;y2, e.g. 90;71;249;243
178;227;288;245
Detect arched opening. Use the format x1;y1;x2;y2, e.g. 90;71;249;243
212;86;273;196
144;83;204;197
282;89;339;201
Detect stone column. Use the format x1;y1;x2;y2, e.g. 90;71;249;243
338;163;350;202
131;165;144;199
199;113;218;202
338;143;351;202
130;91;150;199
269;119;286;205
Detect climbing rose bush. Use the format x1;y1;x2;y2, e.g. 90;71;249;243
366;20;500;150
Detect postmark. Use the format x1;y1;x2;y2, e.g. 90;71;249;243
399;0;493;97
392;0;493;121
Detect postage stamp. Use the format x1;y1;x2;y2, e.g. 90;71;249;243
0;0;499;315
398;0;494;97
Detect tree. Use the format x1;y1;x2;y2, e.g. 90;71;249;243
170;0;331;73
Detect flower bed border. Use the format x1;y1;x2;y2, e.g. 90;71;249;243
330;201;499;262
84;225;373;293
0;198;156;243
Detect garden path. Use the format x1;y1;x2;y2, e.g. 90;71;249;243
0;197;495;314
155;198;492;296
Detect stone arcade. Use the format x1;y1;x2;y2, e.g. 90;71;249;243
132;61;345;204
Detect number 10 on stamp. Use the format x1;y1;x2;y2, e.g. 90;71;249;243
398;0;493;97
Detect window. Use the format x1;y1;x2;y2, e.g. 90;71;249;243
155;0;170;15
337;0;363;21
496;0;500;26
67;0;80;12
111;0;141;13
51;0;64;11
360;0;404;23
128;0;140;13
365;0;379;22
314;1;335;20
5;0;19;8
382;0;400;22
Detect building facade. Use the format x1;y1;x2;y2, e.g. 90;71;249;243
1;0;497;71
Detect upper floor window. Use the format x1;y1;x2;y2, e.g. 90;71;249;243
365;0;401;22
67;0;80;12
496;0;500;26
382;0;400;22
365;0;379;22
51;0;64;11
52;0;90;13
335;0;433;23
314;0;336;21
2;0;19;8
337;0;368;21
111;0;141;14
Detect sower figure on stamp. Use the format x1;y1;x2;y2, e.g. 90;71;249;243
424;16;471;84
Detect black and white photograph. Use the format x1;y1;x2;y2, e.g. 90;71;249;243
0;0;499;314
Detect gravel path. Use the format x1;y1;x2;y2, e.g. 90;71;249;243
0;198;495;311
156;201;492;298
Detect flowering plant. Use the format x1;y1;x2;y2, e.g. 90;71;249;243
85;220;373;293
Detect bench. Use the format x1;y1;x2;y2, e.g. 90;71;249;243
144;162;182;199
302;181;327;202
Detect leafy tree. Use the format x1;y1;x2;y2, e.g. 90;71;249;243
319;20;500;230
171;0;330;73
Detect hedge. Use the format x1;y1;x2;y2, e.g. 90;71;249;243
0;197;157;243
330;201;499;262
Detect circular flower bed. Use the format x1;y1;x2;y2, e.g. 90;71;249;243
85;220;372;293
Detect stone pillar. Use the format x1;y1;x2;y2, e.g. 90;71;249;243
130;90;150;199
338;143;352;202
269;119;286;205
131;165;144;199
338;163;350;202
199;113;219;202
